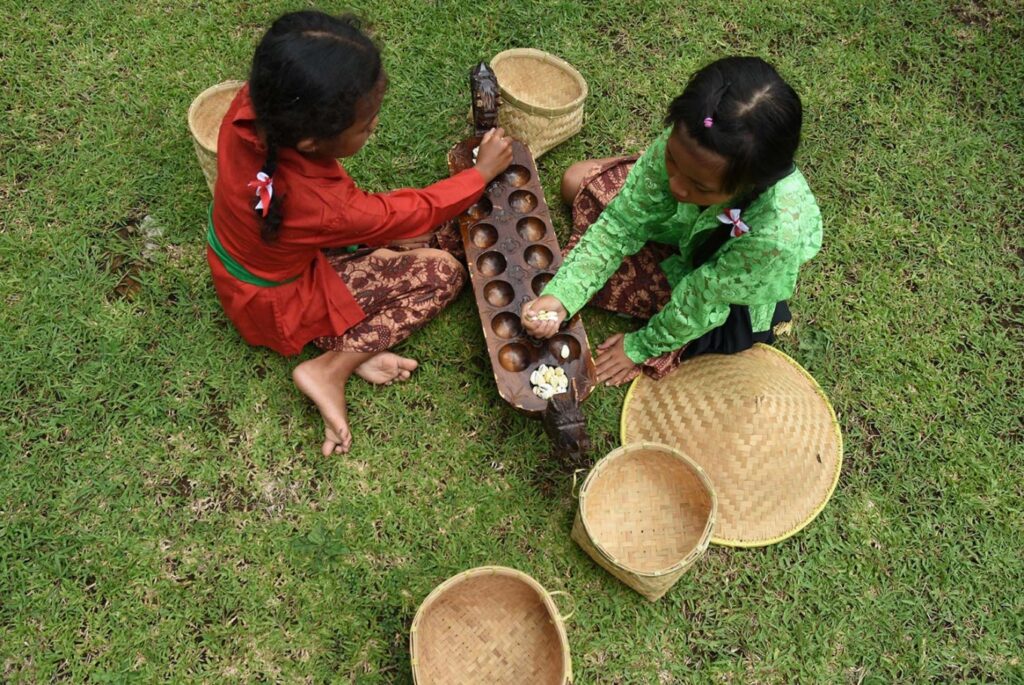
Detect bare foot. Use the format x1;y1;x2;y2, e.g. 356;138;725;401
355;352;419;385
292;356;353;456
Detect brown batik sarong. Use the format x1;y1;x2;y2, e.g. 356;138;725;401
314;222;466;353
567;156;687;381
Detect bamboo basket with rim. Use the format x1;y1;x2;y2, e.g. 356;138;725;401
489;48;587;158
187;80;244;195
572;442;717;601
410;566;573;684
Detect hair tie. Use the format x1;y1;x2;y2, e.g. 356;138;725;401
248;171;274;218
703;117;714;128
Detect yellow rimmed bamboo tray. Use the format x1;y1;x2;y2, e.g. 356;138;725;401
621;344;843;547
187;80;244;195
490;48;587;158
572;442;716;601
410;566;573;684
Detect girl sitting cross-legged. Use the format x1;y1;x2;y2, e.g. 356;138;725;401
522;56;822;386
208;11;512;455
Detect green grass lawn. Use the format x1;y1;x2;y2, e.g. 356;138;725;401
2;0;1022;682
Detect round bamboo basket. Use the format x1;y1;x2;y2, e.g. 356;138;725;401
410;566;573;684
490;48;587;158
572;442;716;602
187;80;244;195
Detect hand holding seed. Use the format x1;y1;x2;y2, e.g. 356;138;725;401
521;295;567;338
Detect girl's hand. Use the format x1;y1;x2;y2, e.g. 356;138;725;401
521;295;567;338
474;127;514;181
596;333;641;387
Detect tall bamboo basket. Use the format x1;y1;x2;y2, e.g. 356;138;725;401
187;80;244;195
410;566;573;684
490;49;587;158
572;442;717;601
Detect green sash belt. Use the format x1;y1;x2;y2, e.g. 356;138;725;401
207;206;299;287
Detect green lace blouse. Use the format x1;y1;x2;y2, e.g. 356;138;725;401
544;127;823;363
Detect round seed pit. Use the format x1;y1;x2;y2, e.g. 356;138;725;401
498;342;531;372
548;334;582;362
508;190;538;214
470;224;498;249
467;196;493;220
500;165;531;187
531;272;553;296
516;217;547;241
483;280;514;307
477;251;507;277
524;245;553;269
491;312;523;339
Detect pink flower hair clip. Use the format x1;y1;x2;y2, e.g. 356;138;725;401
718;208;750;238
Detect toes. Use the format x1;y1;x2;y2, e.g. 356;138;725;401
398;357;419;371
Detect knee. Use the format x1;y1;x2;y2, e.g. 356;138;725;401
561;161;595;205
419;248;467;293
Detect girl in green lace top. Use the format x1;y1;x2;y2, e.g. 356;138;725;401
521;57;822;386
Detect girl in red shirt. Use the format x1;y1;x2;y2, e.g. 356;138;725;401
209;11;512;455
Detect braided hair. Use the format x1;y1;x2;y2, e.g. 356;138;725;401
665;57;802;266
248;11;382;241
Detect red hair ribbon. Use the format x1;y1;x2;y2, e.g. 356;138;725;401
717;208;750;238
248;171;274;218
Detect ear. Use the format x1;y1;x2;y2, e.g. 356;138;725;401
296;137;318;154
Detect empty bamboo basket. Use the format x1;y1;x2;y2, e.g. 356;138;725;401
410;566;573;684
187;80;244;195
490;48;587;158
572;442;716;601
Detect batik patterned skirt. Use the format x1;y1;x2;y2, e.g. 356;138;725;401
314;222;466;353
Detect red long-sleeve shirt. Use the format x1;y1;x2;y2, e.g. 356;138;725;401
209;85;485;356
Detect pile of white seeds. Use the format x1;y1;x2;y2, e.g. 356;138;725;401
530;364;569;400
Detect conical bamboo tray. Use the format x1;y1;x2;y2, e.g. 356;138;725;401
621;344;842;547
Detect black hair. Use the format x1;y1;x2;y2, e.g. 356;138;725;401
666;56;802;203
248;11;382;241
666;57;802;267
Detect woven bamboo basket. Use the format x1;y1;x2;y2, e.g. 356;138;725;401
621;344;843;547
410;566;573;684
572;442;716;601
490;48;587;158
187;80;244;195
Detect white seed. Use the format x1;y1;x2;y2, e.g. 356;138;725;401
560;345;570;359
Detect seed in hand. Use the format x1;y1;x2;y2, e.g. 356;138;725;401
528;309;559;322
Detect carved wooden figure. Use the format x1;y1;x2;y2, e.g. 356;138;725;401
542;379;591;456
451;62;595;457
470;62;501;135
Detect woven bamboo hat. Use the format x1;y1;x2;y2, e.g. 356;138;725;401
572;442;716;601
187;80;244;195
410;566;573;684
490;48;587;158
621;344;842;547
